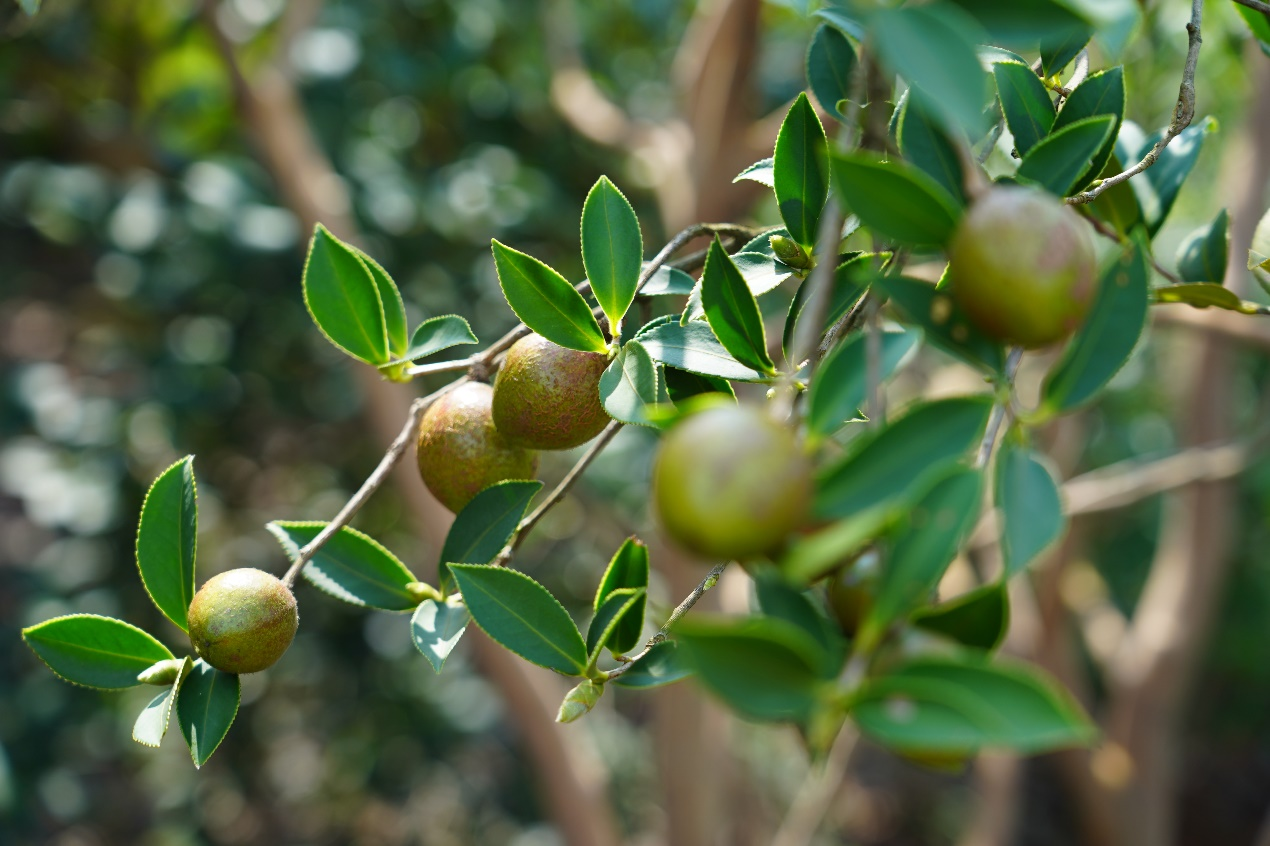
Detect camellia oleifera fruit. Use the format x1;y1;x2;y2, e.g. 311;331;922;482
491;333;611;450
187;568;298;674
948;185;1097;349
651;402;811;561
417;381;539;512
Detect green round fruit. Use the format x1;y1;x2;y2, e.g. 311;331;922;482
651;403;811;561
187;568;298;674
948;185;1097;349
491;333;612;450
417;381;539;512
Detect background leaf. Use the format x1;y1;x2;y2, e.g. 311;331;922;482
437;480;543;594
830;152;961;247
701;240;776;375
877;276;1005;374
1154;283;1259;314
897;95;967;205
995;441;1067;577
806;24;856;121
912;584;1010;651
1016;115;1115;197
302;224;389;365
953;0;1092;50
177;659;240;768
412;596;471;672
492;240;608;353
640;265;697;296
267;522;419;611
135;455;197;632
581;176;643;332
992;61;1056;157
22;614;174;689
773;93;829;247
636;320;766;382
610;641;692;689
808;328;918;441
1175;208;1229;283
1119;118;1217;236
599;340;660;426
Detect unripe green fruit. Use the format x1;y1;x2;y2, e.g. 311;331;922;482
651;403;811;561
491;333;611;450
187;569;298;674
417;381;539;512
948;185;1097;349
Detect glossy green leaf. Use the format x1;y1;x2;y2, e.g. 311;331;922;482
806;24;857;121
701;240;776;375
808;328;919;441
594;537;650;655
610;641;693;689
1154;284;1260;314
599;340;659;426
953;0;1092;49
640;265;697;296
491;240;608;353
267;521;418;611
877;276;1005;374
177;659;240;768
437;480;543;594
662;366;736;404
1050;67;1124;193
1120;118;1217;236
897;95;966;205
1041;238;1148;413
133;656;193;747
353;247;409;358
391;315;478;363
1176;209;1229;284
636;319;766;382
992;61;1056;157
830;151;961;247
582;176;643;332
912;584;1009;651
22;614;174;689
815;396;992;521
135;455;197;632
302;224;389;364
449;564;587;675
733;158;775;188
1016;115;1115;197
732;252;796;297
995;441;1066;577
411;595;471;672
773;93;829;247
586;588;645;666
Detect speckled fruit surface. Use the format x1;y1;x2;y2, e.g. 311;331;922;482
492;333;611;450
948;185;1097;349
652;404;811;561
187;568;298;674
417;381;539;512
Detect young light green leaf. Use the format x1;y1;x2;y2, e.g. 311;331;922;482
133;656;193;747
437;480;543;594
1050;67;1124;193
992;61;1056;157
411;595;471;672
773;93;829;247
302;224;389;364
594;538;650;655
600;340;659;426
875;275;1005;374
1016;115;1116;197
897;95;966;205
1153;283;1260;314
1041;238;1148;413
586;588;645;666
177;659;240;768
610;641;693;689
136;455;198;632
557;679;604;723
491;240;608;353
912;584;1010;651
733;158;775;188
640;264;697;296
390;315;478;364
806;24;857;121
808;328;919;441
352;247;409;358
582;176;643;333
450;564;588;675
636;320;766;382
267;521;418;611
22;614;175;689
996;441;1066;578
1176;208;1229;284
829;151;961;247
701;240;777;375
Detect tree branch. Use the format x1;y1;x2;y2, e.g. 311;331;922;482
769;722;861;846
976;348;1024;467
1234;0;1270;14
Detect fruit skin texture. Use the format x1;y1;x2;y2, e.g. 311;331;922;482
417;381;539;512
652;404;811;561
948;185;1097;349
187;569;298;674
492;333;612;450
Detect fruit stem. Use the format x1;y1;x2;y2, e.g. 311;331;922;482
975;347;1023;469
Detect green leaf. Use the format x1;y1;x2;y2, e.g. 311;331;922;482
411;595;471;672
1041;238;1148;413
814;7;866;41
610;641;692;689
437;480;543;593
992;61;1056;157
912;584;1010;651
1176;209;1229;284
782;253;873;362
1050;67;1124;193
1090;152;1145;236
640;265;697;296
675;616;834;722
391;315;478;364
733;158;775;188
952;0;1092;50
491;240;608;353
1153;283;1260;314
557;679;604;723
267;521;419;611
829;151;961;247
599;340;659;426
586;588;645;666
22;614;174;689
1238;6;1270;58
897;96;967;206
807;328;918;441
135;455;198;632
815;396;992;521
995;441;1066;577
732;252;796;297
1016;115;1116;197
1120;118;1218;236
302;224;389;365
1040;30;1091;77
662;366;736;404
753;570;845;660
636;320;766;382
853;656;1096;754
773;93;830;247
18;0;41;15
595;537;650;655
806;24;857;122
449;564;588;675
876;276;1005;374
860;468;983;648
582;176;643;333
701;240;777;375
133;656;193;747
871;3;988;137
1251;208;1270;272
353;248;409;358
177;659;241;768
781;505;898;585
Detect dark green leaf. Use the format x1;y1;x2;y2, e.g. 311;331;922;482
876;276;1005;374
177;659;240;768
449;564;587;675
808;328;919;441
782;253;873;363
491;240;608;353
411;596;471;672
1154;283;1260;314
995;441;1066;577
1090;152;1145;236
912;584;1009;651
753;570;845;661
732;252;796;297
640;265;697;296
773;93;830;247
437;480;543;594
814;7;866;41
1121;118;1217;236
701;240;777;375
1016;115;1115;197
1050;67;1124;193
600;340;660;426
1176;209;1229;284
392;315;478;363
582;176;643;332
733;158;775;188
610;641;692;689
586;588;645;665
1040;30;1090;77
133;656;193;747
22;614;174;689
302;224;389;365
806;24;857;121
636;320;766;382
594;538;650;655
830;151;961;247
952;0;1092;49
992;62;1056;157
662;366;736;404
897;96;967;205
135;455;198;632
353;248;409;358
267;521;418;611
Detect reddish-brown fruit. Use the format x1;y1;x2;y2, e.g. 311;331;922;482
417;381;539;512
187;568;298;674
651;404;811;561
492;333;611;450
948;185;1097;349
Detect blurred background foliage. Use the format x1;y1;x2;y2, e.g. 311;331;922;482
2;1;1269;844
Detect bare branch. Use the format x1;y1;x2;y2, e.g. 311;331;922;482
1234;0;1270;14
770;723;861;846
